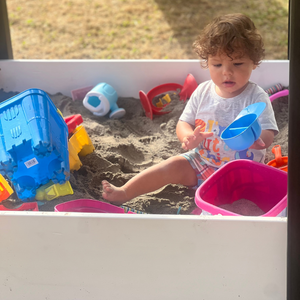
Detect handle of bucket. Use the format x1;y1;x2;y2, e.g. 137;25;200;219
272;145;283;166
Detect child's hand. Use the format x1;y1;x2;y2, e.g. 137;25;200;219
249;137;266;150
181;126;213;150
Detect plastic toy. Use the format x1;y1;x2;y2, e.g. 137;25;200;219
179;73;198;101
0;202;39;211
63;114;94;171
35;180;73;201
64;114;83;134
54;199;136;214
139;91;153;119
162;94;171;103
83;83;126;119
0;88;70;201
194;160;287;217
147;83;182;112
264;83;289;102
71;86;93;101
139;73;198;119
156;98;164;108
265;83;284;96
139;83;183;119
0;174;14;202
68;125;95;171
120;205;146;214
220;102;266;151
267;145;288;172
68;141;82;171
269;89;289;102
156;94;172;108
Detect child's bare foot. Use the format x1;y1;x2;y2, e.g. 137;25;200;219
102;180;129;205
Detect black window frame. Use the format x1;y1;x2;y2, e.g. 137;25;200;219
0;0;299;299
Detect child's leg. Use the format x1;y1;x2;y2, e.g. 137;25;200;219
102;155;197;205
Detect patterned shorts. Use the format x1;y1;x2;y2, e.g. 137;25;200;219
180;150;218;190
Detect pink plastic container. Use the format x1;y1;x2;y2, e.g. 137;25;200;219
195;160;287;217
54;199;135;214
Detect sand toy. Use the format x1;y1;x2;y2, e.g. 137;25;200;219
179;73;198;101
139;83;183;119
194;160;287;217
264;83;289;102
221;102;266;151
83;83;125;119
267;145;288;172
55;199;136;214
155;94;171;108
68;125;95;171
63;114;94;171
0;174;14;202
64;114;83;134
0;89;70;201
269;89;289;102
35;180;73;201
71;86;93;101
265;83;284;96
0;202;39;211
139;73;199;119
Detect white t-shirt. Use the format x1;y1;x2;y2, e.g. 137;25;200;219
179;80;279;168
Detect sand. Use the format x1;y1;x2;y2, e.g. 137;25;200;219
219;199;265;216
0;89;288;215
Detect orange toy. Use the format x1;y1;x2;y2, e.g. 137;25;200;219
0;174;14;202
267;145;288;172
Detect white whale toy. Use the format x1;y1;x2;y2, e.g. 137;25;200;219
83;83;126;119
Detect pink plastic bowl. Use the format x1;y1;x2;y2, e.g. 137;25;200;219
54;199;135;214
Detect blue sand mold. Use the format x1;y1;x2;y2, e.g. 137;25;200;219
0;88;70;201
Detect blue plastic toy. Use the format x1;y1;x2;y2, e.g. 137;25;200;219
83;83;126;119
220;102;266;151
0;89;70;201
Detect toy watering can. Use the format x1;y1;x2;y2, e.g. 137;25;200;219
83;83;126;119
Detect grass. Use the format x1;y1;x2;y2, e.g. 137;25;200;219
6;0;288;60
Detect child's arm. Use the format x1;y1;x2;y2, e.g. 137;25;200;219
176;120;213;150
249;129;275;150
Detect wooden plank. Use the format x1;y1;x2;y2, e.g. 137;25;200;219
0;212;287;300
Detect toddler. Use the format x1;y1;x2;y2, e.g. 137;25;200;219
102;13;278;204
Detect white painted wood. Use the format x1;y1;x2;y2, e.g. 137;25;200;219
0;212;287;300
0;59;289;98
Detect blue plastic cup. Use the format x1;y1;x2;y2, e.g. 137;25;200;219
221;113;262;151
220;102;266;151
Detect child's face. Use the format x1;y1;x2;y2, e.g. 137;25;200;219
207;53;257;98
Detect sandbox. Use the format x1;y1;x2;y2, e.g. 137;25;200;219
0;59;288;300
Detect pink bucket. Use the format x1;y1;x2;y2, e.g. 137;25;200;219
194;160;287;217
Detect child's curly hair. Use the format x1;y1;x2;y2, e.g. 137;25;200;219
193;13;265;68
